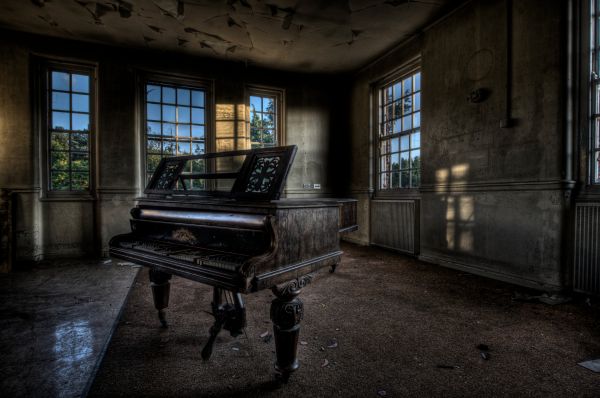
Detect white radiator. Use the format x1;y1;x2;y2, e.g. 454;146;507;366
371;200;419;255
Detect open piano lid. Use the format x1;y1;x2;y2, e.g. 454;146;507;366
144;145;297;201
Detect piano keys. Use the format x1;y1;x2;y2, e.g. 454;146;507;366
109;145;357;381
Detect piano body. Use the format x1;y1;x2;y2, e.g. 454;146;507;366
109;145;357;380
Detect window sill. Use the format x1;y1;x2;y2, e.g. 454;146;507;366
41;193;96;202
373;188;421;200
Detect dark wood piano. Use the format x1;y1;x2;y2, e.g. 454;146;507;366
109;145;357;381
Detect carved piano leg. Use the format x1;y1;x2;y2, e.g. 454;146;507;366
149;268;172;328
270;274;313;382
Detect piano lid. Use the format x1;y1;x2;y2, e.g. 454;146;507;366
145;145;297;201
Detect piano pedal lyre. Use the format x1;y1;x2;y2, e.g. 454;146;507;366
201;288;246;360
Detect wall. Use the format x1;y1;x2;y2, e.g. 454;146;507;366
348;0;571;290
0;30;349;265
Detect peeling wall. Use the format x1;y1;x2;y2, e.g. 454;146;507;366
0;29;349;265
348;0;571;290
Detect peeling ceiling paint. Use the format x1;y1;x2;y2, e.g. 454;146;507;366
1;0;456;72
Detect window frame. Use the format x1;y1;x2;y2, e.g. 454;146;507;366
245;85;285;148
373;60;422;198
37;58;97;200
589;0;600;186
139;72;214;189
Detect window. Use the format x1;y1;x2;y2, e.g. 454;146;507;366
46;66;93;192
591;0;600;183
247;87;283;148
144;81;207;184
377;69;421;190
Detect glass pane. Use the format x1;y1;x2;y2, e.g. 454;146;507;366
263;97;274;112
177;142;191;155
146;84;161;102
250;96;262;112
380;173;390;189
380;140;391;155
191;159;205;172
72;94;89;112
71;172;89;190
52;71;69;91
72;113;89;131
178;124;191;137
386;104;394;121
400;151;409;170
162;105;176;122
391;137;399;153
71;133;88;151
71;153;89;171
52;111;70;130
391;153;400;171
147;121;161;136
51;151;69;171
162;86;176;104
403;77;412;96
192;107;204;124
51;171;70;190
595;151;600;183
191;90;205;107
401;171;410;188
414;72;421;91
414;92;421;111
147;103;161;121
393;119;401;134
403;95;413;114
72;74;89;93
191;125;204;138
384;86;393;104
383;121;393;136
192;142;205;154
177;88;190;105
411;169;421;188
393;82;402;101
147;139;162;154
380;155;390;173
414;111;421;128
262;113;274;129
400;135;410;151
163;141;176;155
51;132;69;151
177;107;190;123
391;172;400;188
402;115;412;131
162;123;176;136
411;130;420;149
147;155;161;172
411;149;421;169
52;92;70;111
263;129;275;144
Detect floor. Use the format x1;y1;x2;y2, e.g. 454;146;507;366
0;259;139;398
87;243;600;397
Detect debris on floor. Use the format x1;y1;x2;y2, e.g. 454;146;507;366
578;359;600;373
377;389;387;397
259;331;272;343
327;338;338;348
300;341;308;345
512;291;571;305
477;344;490;360
321;359;329;367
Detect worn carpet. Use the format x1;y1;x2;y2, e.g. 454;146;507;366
88;243;600;397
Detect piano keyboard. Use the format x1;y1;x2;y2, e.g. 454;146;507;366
116;238;248;272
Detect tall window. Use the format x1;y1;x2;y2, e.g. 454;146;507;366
144;82;207;184
47;68;93;192
378;69;421;189
247;87;283;148
591;0;600;183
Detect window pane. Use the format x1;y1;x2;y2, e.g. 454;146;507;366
400;151;409;170
52;71;69;91
147;121;161;136
72;74;89;93
380;173;390;189
163;141;176;155
71;172;89;190
595;151;600;183
402;115;412;131
411;130;420;149
51;132;69;151
191;159;205;172
162;105;176;122
191;125;204;138
391;153;399;171
391;137;399;153
147;155;162;172
147;85;161;102
414;111;421;128
414;92;421;111
147;103;161;121
177;107;190;123
51;152;69;171
403;77;412;96
192;107;204;124
393;118;401;134
262;113;274;129
191;90;205;107
52;111;70;130
380;155;390;173
52;92;70;111
177;88;190;105
178;124;191;137
401;171;410;188
177;142;191;155
162;87;176;104
380;139;391;155
393;82;402;101
51;171;70;190
391;172;400;188
411;169;421;188
263;97;274;112
414;72;421;91
263;129;275;144
403;95;413;114
192;142;205;155
162;123;176;136
411;149;421;169
72;94;89;112
71;153;89;171
72;113;89;131
250;96;262;112
147;139;162;154
71;133;88;151
400;135;410;151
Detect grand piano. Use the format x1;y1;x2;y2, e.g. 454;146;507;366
109;145;357;381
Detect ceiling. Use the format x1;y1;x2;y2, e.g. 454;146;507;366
0;0;456;73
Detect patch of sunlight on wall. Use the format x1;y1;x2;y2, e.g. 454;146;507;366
215;104;248;151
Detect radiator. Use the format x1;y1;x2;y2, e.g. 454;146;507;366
573;203;600;295
370;200;419;255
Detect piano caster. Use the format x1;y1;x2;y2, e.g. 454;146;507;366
149;269;172;328
270;274;313;382
201;288;246;360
